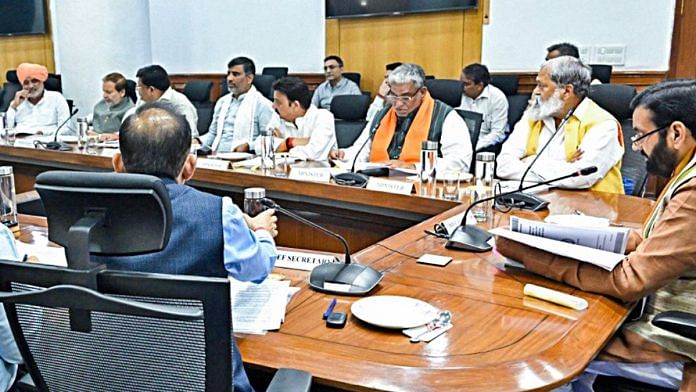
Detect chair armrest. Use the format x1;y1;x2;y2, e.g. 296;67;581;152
266;368;311;392
652;311;696;340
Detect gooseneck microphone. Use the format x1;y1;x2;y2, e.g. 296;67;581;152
259;198;383;295
333;119;385;187
446;166;598;252
505;104;577;211
46;108;79;151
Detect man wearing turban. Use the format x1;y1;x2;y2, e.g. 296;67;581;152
5;63;73;136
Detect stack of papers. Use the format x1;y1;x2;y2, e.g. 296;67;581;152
229;277;298;334
490;216;630;271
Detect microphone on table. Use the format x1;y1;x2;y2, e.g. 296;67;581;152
244;190;383;295
333;118;388;187
445;166;598;252
46;108;79;151
501;105;577;211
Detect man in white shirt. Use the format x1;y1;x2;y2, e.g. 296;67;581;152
5;62;72;136
496;56;624;193
201;57;277;153
262;77;336;161
330;63;472;173
458;63;509;152
366;62;402;121
124;65;199;137
310;55;361;111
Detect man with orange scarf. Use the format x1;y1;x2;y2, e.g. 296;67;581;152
497;56;624;193
497;80;696;391
330;63;472;172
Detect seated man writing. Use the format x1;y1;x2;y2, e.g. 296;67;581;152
104;102;277;391
497;80;696;391
330;63;472;172
496;56;623;193
5;63;73;136
256;77;336;161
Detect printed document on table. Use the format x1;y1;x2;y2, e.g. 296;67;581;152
509;216;630;254
490;227;625;271
229;278;291;333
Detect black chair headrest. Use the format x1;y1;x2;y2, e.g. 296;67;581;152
330;94;371;121
183;81;213;103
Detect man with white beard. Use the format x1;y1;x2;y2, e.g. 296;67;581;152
496;56;624;193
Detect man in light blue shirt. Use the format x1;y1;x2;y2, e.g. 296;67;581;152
0;225;23;392
311;55;361;110
201;57;277;153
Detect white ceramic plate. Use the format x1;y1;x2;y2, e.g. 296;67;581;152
350;295;439;329
544;214;610;228
213;152;254;161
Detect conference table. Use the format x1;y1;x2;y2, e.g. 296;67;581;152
2;142;653;391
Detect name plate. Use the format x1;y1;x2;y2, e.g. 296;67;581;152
289;167;331;183
196;158;230;171
13;139;36;149
366;177;414;195
275;249;339;271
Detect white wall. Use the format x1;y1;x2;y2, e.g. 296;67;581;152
51;0;152;114
482;0;676;72
51;0;324;115
148;0;324;73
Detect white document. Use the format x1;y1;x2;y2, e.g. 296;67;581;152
228;278;291;333
275;249;339;271
510;216;630;254
15;241;67;267
490;227;625;271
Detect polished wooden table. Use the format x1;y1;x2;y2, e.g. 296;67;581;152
7;143;654;391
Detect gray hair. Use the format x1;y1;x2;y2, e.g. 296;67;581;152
388;63;426;89
542;56;591;98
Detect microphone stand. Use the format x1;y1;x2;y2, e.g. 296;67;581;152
333;119;383;187
446;166;598;252
261;198;383;295
500;105;577;211
46;108;79;151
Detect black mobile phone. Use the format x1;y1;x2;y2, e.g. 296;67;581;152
326;312;347;328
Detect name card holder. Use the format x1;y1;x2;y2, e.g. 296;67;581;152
366;177;414;195
196;158;230;171
289;167;331;183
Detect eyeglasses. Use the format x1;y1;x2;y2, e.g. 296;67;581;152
385;89;422;103
631;125;669;146
323;65;338;71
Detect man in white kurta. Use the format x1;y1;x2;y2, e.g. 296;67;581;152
6;62;73;136
256;77;336;161
201;57;277;153
496;56;623;192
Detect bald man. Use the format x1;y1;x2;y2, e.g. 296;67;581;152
6;63;73;136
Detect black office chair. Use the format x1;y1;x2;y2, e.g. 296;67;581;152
330;95;371;149
425;79;463;108
343;72;361;88
183;80;214;136
8;70;62;93
262;67;288;80
455;109;483;174
8;171;312;391
0;81;21;112
425;75;436;80
252;74;276;100
507;94;530;131
590;64;613;84
490;75;519;96
330;94;370;121
126;79;137;104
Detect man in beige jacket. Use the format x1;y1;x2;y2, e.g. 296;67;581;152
497;80;696;391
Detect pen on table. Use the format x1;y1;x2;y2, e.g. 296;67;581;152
322;298;337;320
22;254;28;262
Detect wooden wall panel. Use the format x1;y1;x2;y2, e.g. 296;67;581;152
328;9;483;95
325;19;339;57
0;34;55;84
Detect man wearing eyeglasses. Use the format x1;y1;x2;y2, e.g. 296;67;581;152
496;79;696;391
496;56;624;192
330;63;472;172
310;55;361;110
